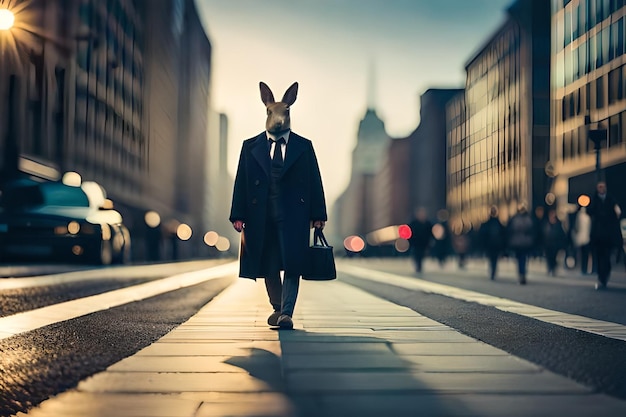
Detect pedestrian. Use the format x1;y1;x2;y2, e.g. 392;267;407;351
572;205;592;274
587;181;622;290
507;204;535;284
452;231;470;269
542;208;567;276
229;81;328;329
408;207;433;273
532;206;545;259
431;209;452;268
479;205;506;280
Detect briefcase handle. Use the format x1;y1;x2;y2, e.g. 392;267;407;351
313;228;330;247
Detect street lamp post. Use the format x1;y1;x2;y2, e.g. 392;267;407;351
588;128;607;182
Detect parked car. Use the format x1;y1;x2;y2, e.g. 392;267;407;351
0;179;130;265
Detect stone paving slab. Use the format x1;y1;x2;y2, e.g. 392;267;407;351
19;277;626;417
399;354;543;373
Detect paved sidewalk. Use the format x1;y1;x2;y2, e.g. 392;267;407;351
19;278;626;417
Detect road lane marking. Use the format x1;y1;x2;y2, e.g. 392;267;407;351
338;264;626;343
0;261;239;340
0;260;225;290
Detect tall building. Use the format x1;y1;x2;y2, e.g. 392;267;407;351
409;88;463;222
551;0;626;209
447;91;468;233
0;0;216;261
447;0;551;230
332;105;389;240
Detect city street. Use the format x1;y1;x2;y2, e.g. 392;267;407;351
1;257;625;416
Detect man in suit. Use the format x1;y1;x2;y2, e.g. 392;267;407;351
230;82;327;329
587;181;622;290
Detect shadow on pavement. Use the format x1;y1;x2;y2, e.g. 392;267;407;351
225;329;466;417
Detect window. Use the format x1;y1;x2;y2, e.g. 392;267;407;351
611;20;618;60
609;67;622;103
597;29;603;67
589;0;596;30
573;44;580;80
563;131;571;159
618;18;625;57
579;40;588;75
609;115;620;146
602;26;611;65
596;76;605;109
573;4;580;39
590;33;597;71
565;8;572;45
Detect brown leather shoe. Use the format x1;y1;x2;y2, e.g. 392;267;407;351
267;311;281;326
277;314;294;329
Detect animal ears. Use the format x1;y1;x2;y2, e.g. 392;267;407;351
259;81;298;106
281;82;298;106
259;82;275;105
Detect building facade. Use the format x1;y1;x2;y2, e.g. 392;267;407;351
0;0;217;261
447;0;551;230
551;0;626;210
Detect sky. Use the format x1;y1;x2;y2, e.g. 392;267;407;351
196;0;513;208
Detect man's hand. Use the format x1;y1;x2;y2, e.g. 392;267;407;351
313;220;325;230
232;220;244;233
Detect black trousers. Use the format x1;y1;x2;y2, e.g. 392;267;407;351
261;215;300;317
594;242;613;285
486;251;499;279
411;247;426;272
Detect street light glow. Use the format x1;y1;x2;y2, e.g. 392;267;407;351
0;8;15;30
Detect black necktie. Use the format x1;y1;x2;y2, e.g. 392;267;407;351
271;138;285;167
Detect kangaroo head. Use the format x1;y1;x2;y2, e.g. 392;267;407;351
260;81;298;134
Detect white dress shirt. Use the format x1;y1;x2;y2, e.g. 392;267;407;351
267;130;290;160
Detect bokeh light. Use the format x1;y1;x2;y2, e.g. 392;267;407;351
176;223;192;240
343;235;365;252
398;224;412;240
394;238;410;253
432;223;445;240
204;231;219;246
144;211;161;228
577;194;590;207
67;221;80;235
215;236;230;251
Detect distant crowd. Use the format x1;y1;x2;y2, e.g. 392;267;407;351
408;181;625;289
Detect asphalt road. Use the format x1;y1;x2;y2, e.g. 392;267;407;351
0;275;234;417
339;266;626;401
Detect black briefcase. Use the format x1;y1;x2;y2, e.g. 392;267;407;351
302;228;336;281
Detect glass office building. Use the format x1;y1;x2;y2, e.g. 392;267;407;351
551;0;626;208
447;0;551;229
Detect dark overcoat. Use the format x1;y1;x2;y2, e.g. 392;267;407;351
229;131;327;279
